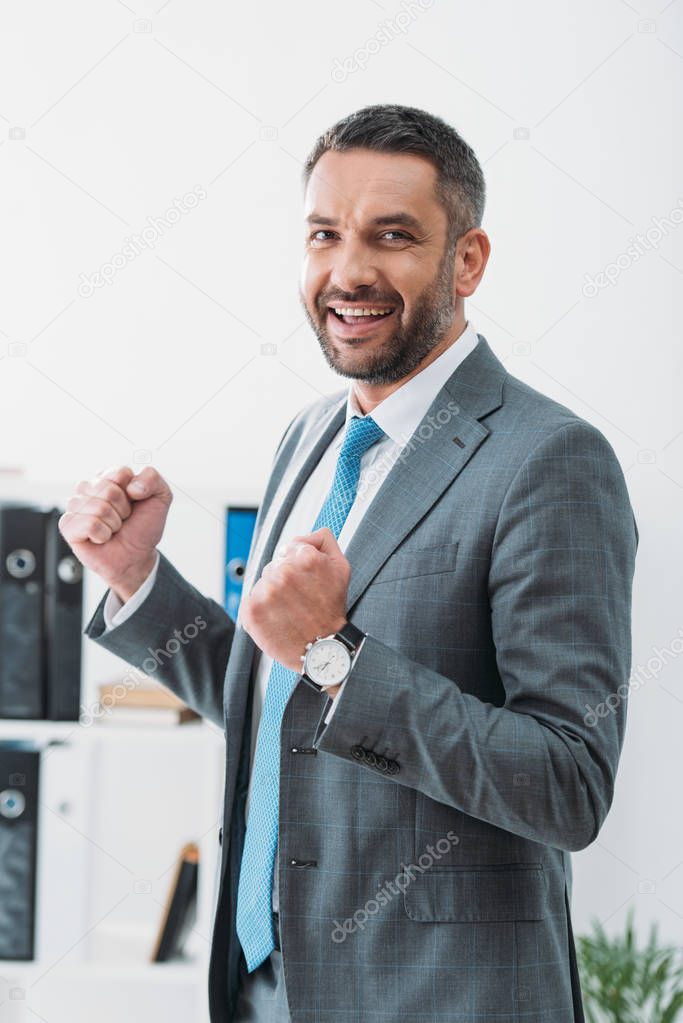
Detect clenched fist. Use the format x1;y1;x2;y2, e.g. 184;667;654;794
58;465;173;601
239;527;350;674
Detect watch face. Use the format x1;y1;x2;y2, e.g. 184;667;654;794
304;638;352;687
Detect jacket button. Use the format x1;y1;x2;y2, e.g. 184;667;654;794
387;761;400;775
375;755;388;772
365;751;377;767
350;745;365;761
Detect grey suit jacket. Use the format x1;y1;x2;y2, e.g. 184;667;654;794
85;335;638;1022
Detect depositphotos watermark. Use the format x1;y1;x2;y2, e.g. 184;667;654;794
396;398;462;461
581;197;683;297
357;398;461;499
77;186;207;297
331;0;434;82
583;628;683;726
80;615;207;726
331;829;459;943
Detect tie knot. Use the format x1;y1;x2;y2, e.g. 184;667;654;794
339;415;385;463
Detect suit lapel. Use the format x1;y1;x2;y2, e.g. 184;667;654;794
343;335;506;610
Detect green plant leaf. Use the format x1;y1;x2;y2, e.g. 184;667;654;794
577;912;683;1023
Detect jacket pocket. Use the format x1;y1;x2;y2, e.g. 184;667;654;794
372;540;459;584
402;863;548;922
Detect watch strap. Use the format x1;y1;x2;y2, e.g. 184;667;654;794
335;620;366;653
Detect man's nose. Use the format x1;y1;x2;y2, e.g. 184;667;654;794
329;241;378;294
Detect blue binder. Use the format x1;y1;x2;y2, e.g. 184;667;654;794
224;506;258;622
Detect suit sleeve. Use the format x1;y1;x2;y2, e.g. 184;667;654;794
314;420;638;852
84;551;234;728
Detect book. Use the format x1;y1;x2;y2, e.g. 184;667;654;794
95;683;200;726
151;842;199;962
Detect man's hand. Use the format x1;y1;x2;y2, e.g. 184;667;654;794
239;527;349;674
58;465;173;602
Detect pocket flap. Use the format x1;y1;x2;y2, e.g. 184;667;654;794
373;540;459;584
403;864;548;922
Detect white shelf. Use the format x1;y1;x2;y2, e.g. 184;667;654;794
0;719;80;742
89;720;221;738
0;960;37;977
0;959;205;982
0;718;220;742
0;958;211;1023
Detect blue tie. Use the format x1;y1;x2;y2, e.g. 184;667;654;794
235;414;386;971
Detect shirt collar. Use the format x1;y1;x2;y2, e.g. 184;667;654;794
337;320;480;449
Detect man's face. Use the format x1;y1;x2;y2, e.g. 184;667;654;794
299;148;458;385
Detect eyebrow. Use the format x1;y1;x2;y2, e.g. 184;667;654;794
305;211;423;231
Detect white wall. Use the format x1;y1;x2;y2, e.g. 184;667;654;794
1;0;682;957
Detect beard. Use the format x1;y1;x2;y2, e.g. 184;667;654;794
300;242;458;386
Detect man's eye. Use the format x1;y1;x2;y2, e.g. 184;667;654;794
382;231;411;241
310;230;335;243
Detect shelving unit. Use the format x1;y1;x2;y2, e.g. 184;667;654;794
0;715;225;1023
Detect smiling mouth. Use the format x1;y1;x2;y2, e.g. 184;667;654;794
329;305;395;324
325;305;398;340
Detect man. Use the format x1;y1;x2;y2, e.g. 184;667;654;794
60;104;638;1022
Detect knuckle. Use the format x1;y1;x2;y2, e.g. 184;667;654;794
98;482;121;504
79;496;99;517
91;518;112;541
246;595;264;623
101;465;131;483
252;579;274;607
57;512;72;537
97;498;120;524
298;552;317;572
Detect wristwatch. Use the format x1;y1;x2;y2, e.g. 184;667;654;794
299;621;366;693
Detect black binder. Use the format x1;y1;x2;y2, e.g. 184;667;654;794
0;744;40;959
0;503;83;721
0;505;47;718
44;507;83;720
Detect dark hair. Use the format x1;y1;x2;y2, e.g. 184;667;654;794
302;103;486;250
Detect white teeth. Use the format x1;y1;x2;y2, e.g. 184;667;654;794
332;307;393;316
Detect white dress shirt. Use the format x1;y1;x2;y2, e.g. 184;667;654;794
102;320;480;907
